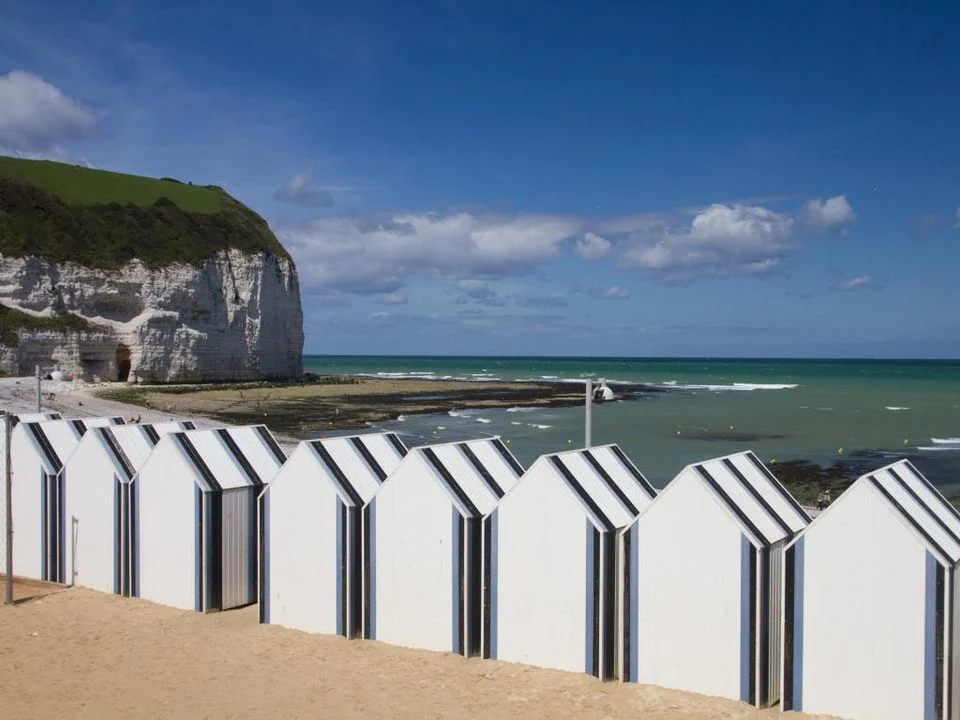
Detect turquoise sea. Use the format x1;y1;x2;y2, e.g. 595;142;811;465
304;356;960;494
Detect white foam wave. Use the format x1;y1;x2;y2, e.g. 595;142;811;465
475;417;492;424
932;438;960;445
671;382;799;392
506;407;537;413
510;421;522;426
919;446;960;452
396;414;406;422
448;410;472;418
527;423;553;430
885;406;910;411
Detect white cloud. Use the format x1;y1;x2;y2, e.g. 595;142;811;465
375;293;407;305
954;206;960;230
274;167;335;207
833;275;872;291
0;70;97;152
595;286;630;299
804;195;857;233
575;232;612;260
620;203;794;281
280;211;582;294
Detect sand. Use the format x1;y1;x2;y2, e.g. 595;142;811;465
0;587;835;720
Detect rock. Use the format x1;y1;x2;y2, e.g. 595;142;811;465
0;250;304;382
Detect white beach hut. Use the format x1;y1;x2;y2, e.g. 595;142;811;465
0;412;60;505
135;425;286;612
487;444;656;678
261;432;408;637
782;459;960;720
621;450;809;707
368;437;524;655
62;421;195;595
3;416;124;581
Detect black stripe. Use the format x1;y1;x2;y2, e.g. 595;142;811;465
936;564;945;720
423;448;480;517
111;417;125;425
121;480;130;596
745;452;811;523
40;472;48;580
622;527;633;682
550;456;615;532
181;421;196;431
888;468;960;546
696;465;769;546
114;477;122;594
339;501;348;637
175;434;221;492
758;547;770;706
870;477;951;560
56;471;65;583
196;487;203;611
70;419;87;436
348;507;362;638
208;491;222;611
946;569;954;719
130;479;139;597
28;423;62;470
312;442;364;507
386;433;408;457
492;438;524;476
601;531;616;680
783;545;796;710
905;460;960;524
466;518;482;657
100;428;134;480
749;548;758;706
351;436;387;482
143;425;160;445
456;515;465;656
582;449;639;516
362;503;373;639
723;458;792;537
608;445;657;497
216;429;263;486
591;526;601;678
482;514;492;659
258;492;267;623
255;425;287;465
458;443;504;499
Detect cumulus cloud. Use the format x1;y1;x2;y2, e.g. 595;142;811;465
833;275;873;291
575;232;612;260
274;167;335;207
0;70;98;152
455;279;508;306
620;203;794;281
804;195;857;233
593;286;630;299
515;293;569;308
375;293;407;305
280;211;582;294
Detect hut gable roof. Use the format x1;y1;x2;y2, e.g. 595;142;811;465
305;433;407;506
97;422;194;477
169;426;286;492
405;437;523;518
872;459;960;545
20;416;124;473
571;444;657;515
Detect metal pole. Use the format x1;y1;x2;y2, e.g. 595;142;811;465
585;379;593;448
35;365;41;413
4;412;13;605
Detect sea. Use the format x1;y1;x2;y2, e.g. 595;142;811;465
303;356;960;494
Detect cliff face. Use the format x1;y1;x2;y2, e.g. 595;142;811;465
0;250;304;382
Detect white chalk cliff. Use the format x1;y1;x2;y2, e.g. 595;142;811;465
0;250;304;382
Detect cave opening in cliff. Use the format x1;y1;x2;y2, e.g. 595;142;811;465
116;344;131;382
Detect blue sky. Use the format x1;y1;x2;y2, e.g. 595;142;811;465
1;0;959;357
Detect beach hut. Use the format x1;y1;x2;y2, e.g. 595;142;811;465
782;459;960;720
3;416;125;582
621;450;808;707
135;425;286;612
62;421;195;594
369;437;524;655
487;444;656;678
260;432;408;637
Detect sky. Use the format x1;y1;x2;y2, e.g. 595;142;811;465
1;0;959;357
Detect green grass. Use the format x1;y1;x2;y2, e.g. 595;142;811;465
0;157;291;268
0;302;103;346
0;156;223;213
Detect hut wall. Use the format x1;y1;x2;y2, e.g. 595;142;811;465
492;470;594;674
372;460;462;653
789;482;931;720
136;442;197;611
9;433;46;580
219;486;257;610
265;450;343;634
632;472;746;701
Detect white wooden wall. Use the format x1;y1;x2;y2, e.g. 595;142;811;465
136;440;198;611
265;446;342;634
9;427;47;580
63;437;122;593
373;453;459;653
493;465;592;673
632;471;746;701
792;481;931;720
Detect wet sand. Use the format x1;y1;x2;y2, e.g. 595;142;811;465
0;587;835;720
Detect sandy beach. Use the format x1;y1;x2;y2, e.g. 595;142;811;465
0;585;835;720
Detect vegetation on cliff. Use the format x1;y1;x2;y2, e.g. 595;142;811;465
0;156;290;268
0;302;102;346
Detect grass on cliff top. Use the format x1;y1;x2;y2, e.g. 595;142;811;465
0;302;101;346
0;155;223;213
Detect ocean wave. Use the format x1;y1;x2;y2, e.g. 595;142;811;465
510;421;522;426
396;414;407;422
931;438;960;445
919;446;960;452
669;382;799;392
506;407;537;413
527;423;553;430
448;410;473;418
885;406;910;411
475;417;492;424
